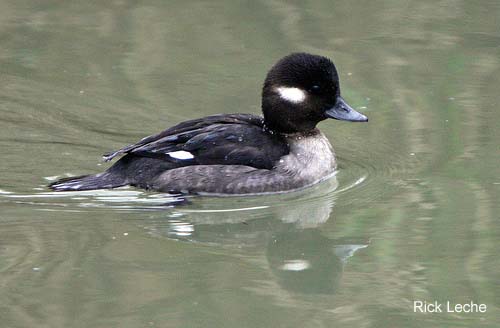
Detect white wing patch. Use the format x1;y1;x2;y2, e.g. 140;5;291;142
276;87;306;103
167;150;194;160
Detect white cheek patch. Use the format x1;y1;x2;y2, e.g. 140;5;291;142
167;150;194;160
280;259;311;271
276;87;306;104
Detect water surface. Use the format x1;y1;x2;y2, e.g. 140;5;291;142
1;1;499;327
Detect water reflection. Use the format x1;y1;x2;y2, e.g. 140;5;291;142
146;180;368;295
268;230;367;294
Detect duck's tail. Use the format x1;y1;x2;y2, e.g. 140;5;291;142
48;173;127;191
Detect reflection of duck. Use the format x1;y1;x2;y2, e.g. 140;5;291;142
268;230;367;294
162;174;339;236
50;53;367;194
146;182;368;295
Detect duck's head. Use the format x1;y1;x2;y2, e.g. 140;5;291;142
262;53;368;134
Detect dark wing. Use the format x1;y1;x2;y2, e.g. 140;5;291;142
103;113;288;170
103;114;263;161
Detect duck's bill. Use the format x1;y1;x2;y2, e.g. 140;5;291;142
325;97;368;122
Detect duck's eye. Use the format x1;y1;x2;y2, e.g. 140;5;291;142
309;85;321;93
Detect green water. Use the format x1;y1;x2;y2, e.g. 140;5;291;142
1;1;499;327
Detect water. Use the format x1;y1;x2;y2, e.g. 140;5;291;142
1;1;499;327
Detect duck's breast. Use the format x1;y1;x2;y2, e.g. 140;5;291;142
276;130;336;184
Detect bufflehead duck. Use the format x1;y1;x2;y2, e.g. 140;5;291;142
50;53;368;195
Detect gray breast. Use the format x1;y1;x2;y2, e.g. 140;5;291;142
275;131;336;185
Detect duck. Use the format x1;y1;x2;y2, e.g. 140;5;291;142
49;53;368;195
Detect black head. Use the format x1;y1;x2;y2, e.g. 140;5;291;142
262;53;367;133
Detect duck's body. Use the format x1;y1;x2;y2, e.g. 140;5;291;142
150;125;336;195
50;53;367;195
